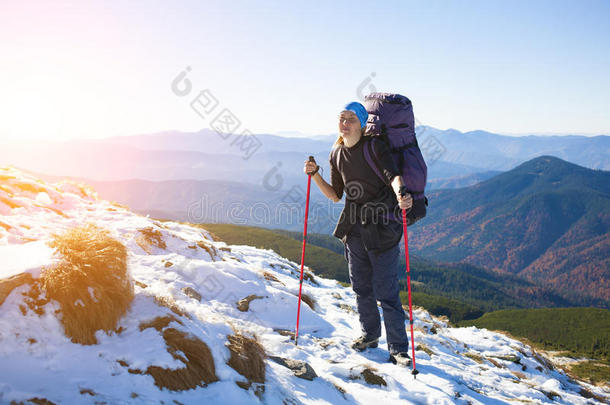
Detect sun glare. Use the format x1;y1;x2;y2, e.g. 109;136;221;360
0;71;69;143
0;69;112;144
4;90;64;142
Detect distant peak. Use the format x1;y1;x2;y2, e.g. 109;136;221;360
508;155;601;178
520;155;573;167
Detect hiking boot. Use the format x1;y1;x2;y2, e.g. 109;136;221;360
389;352;412;367
351;336;379;351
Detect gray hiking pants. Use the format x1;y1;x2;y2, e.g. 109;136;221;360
344;221;409;354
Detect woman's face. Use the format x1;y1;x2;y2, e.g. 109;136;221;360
338;110;362;140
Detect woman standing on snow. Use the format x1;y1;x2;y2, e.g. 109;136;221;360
303;101;412;365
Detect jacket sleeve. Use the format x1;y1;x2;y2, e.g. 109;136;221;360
329;147;344;200
372;139;400;185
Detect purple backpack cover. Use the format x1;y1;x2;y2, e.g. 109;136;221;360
363;92;428;225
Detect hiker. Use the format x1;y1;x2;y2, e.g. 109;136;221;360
303;101;413;365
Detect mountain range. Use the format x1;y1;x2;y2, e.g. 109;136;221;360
1;127;608;192
411;156;609;305
26;153;609;309
415;126;609;171
3;128;608;308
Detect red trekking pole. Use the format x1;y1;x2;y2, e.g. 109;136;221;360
295;156;315;346
401;188;419;377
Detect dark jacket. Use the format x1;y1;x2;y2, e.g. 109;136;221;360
330;136;403;253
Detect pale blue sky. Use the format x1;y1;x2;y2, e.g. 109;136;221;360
1;0;609;141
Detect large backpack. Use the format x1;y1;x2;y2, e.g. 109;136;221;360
363;92;428;225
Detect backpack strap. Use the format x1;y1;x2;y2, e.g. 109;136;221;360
365;137;419;196
363;137;388;185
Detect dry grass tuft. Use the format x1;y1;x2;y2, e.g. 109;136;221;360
532;349;554;371
55;180;97;200
333;383;346;395
303;271;318;285
579;387;606;402
0;195;22;209
416;344;436;357
262;271;281;284
542;390;562;401
464;352;484;364
10;398;57;405
139;315;183;332
492;354;521;364
109;201;129;209
21;280;48;315
300;293;315;311
486;357;505;369
236;295;264;312
361;368;387;386
146;328;219;391
0;174;16;182
182;287;202;301
273;329;296;339
0;184;12;194
1;273;33;307
154;295;189;318
135;227;166;254
196;241;217;260
226;333;266;384
40;223;133;345
38;205;68;218
13;181;47;194
235;380;251;390
206;231;223;242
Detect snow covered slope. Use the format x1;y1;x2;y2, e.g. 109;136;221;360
0;166;607;404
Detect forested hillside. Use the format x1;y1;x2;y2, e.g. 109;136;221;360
411;156;609;305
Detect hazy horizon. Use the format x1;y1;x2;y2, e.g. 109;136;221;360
1;124;609;145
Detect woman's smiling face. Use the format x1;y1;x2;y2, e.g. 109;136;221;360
338;110;362;140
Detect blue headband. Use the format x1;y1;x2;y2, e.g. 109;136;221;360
343;102;368;128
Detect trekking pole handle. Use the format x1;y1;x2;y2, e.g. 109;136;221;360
399;185;409;197
307;156;319;176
